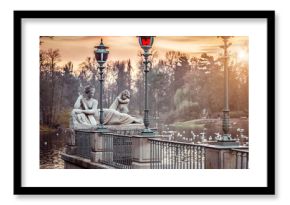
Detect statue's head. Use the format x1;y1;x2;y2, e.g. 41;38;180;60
84;85;95;98
121;89;130;100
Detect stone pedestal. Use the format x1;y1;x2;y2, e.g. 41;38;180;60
90;131;102;163
65;128;76;145
90;151;103;163
64;145;77;155
62;124;152;169
64;128;77;155
90;130;112;163
205;145;247;169
132;136;152;169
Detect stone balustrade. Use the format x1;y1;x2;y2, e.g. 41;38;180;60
61;125;248;169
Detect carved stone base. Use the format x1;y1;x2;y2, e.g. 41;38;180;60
65;128;76;146
64;145;77;155
132;161;150;169
90;151;102;163
61;152;116;169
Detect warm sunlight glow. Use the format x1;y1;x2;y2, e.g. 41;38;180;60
40;36;249;70
237;50;248;62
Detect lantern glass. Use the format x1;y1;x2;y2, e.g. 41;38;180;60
103;52;109;61
95;53;102;62
94;39;109;64
141;36;152;46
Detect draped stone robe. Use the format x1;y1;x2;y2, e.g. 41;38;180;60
71;96;142;129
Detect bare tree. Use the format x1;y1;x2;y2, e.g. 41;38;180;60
46;49;61;126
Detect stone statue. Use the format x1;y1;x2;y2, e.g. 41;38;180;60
71;85;142;128
109;89;130;114
71;85;98;127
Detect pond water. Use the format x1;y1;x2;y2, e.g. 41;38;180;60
40;130;65;169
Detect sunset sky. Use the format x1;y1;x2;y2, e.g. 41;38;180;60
40;36;248;72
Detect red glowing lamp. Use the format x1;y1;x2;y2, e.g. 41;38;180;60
138;36;155;51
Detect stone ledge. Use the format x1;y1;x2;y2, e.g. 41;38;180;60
73;124;146;132
60;152;116;169
106;124;145;130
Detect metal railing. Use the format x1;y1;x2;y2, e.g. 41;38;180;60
149;138;249;169
100;133;133;169
231;148;249;169
75;130;91;159
71;130;249;169
114;128;158;136
149;138;205;169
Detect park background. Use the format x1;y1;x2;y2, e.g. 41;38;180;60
40;36;248;130
0;0;288;204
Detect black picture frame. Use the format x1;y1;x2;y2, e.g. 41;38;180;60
14;10;275;195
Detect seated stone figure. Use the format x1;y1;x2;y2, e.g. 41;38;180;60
71;85;98;127
71;85;142;128
109;89;130;114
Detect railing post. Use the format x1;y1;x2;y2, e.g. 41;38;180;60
90;131;112;163
64;128;77;155
204;147;221;169
236;151;242;169
205;146;248;169
132;136;152;169
242;152;249;169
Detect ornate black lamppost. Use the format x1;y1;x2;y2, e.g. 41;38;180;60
218;36;238;145
94;38;109;131
138;36;155;135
